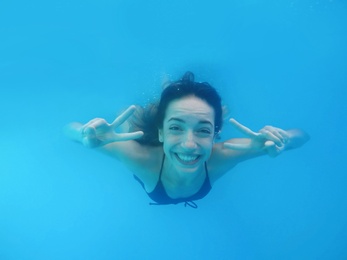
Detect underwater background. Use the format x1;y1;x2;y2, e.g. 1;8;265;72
1;0;346;259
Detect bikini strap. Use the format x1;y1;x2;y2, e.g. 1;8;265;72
204;162;209;179
158;154;165;180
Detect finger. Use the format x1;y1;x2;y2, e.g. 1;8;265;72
264;140;285;157
264;141;278;157
113;131;144;142
259;130;284;147
87;118;108;129
263;126;289;144
81;126;100;148
82;136;101;148
110;105;137;128
82;125;96;137
229;118;258;138
264;140;275;148
277;129;290;144
223;142;252;150
86;118;100;124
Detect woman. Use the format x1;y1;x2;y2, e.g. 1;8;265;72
64;72;310;208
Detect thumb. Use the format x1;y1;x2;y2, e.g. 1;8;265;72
82;126;100;148
264;140;279;158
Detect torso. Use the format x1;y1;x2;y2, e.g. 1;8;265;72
158;154;209;199
134;153;212;204
135;148;216;198
128;143;239;196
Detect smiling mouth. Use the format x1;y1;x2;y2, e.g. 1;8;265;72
175;153;200;165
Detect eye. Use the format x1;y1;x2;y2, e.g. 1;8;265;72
169;125;182;131
197;128;212;136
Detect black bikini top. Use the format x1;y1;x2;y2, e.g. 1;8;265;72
134;154;212;208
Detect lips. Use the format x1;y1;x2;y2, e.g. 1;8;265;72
175;153;200;165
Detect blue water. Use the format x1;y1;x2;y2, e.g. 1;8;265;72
1;0;347;259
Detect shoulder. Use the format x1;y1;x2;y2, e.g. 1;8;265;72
207;142;239;184
101;141;164;189
132;145;164;191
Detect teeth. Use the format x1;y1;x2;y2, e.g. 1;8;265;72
177;153;198;162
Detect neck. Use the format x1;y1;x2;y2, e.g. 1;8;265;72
162;160;206;186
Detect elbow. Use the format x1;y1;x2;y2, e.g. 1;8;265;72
287;129;310;150
63;122;83;143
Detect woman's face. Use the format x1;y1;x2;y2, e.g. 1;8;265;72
158;95;215;174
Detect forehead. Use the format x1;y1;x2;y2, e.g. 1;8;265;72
165;96;215;123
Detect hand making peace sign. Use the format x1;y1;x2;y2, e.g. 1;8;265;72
81;105;144;148
224;118;290;157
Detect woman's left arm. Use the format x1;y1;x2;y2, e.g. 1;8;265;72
223;118;310;158
208;119;310;183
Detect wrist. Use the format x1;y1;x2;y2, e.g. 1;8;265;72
64;122;84;143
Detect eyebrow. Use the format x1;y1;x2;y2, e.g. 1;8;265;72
167;117;213;127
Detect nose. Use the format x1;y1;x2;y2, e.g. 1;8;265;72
181;131;197;150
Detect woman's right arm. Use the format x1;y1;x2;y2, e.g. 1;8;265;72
63;105;144;148
63;105;162;183
63;105;152;163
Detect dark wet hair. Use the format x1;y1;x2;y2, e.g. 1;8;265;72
129;71;223;146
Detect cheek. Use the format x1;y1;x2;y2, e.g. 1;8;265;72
206;144;214;155
162;134;176;149
201;138;214;152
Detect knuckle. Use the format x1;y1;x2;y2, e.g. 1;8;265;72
96;118;106;123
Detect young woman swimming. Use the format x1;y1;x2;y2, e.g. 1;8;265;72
64;72;309;208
